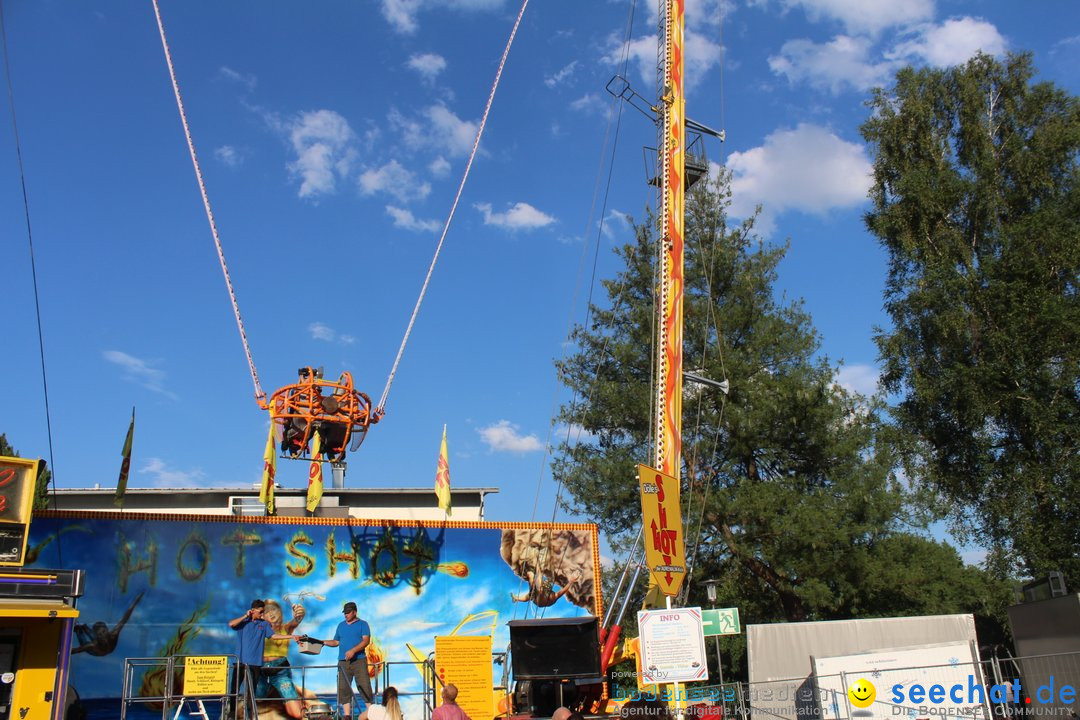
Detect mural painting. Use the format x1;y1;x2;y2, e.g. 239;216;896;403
29;511;601;720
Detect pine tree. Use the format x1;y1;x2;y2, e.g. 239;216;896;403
553;173;1008;641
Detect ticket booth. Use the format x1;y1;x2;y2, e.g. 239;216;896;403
0;456;84;720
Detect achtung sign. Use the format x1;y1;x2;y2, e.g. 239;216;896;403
637;464;686;596
183;655;229;696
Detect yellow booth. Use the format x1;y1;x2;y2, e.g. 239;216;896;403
0;456;83;720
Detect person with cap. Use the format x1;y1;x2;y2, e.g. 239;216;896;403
324;601;374;719
432;684;472;720
228;599;299;714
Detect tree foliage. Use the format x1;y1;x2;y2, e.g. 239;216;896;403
862;53;1080;579
553;173;1009;656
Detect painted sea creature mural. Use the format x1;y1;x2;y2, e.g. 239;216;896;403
500;528;596;610
27;512;600;720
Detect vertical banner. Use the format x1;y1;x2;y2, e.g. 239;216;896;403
638;464;686;597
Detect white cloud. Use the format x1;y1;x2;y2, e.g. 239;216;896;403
308;322;356;344
769;35;895;93
407;53;447;81
429;156;451;177
379;0;504;35
386;206;442;233
309;322;334;341
478;420;543;453
545;61;578;88
554;423;594;445
836;363;880;397
726;123;871;233
475;202;556;230
140;458;206;488
358;160;431;203
569;93;607;116
611;31;722;93
103;350;175;399
889;17;1007;67
214;145;243;167
773;0;934;35
392;104;478;157
380;0;422;33
600;209;633;240
218;66;256;92
279;110;357;198
425;105;478;156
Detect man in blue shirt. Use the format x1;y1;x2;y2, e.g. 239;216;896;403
324;601;373;718
228;599;298;712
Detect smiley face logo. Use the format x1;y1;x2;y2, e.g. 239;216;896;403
848;679;876;708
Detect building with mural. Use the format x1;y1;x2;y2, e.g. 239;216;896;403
27;504;601;719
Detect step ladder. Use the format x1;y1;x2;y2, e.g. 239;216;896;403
173;697;210;720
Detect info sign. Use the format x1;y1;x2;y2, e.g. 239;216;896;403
637;607;708;684
434;635;493;720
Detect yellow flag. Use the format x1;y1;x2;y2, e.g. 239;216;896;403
306;432;323;512
259;417;276;515
435;425;451;515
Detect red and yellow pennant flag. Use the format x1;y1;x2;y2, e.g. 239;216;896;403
260;415;277;515
435;424;451;516
306;432;323;512
114;407;135;508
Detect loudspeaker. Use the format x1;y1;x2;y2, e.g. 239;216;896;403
509;616;601;679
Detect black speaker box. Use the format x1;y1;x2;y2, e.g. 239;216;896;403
509;616;601;680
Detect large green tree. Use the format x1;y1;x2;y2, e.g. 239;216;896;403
553;174;1009;654
862;53;1080;579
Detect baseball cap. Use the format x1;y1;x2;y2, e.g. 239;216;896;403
343;601;357;613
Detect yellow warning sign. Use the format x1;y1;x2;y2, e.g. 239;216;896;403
434;636;493;720
183;655;230;696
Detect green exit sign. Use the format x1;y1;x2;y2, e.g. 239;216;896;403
701;607;740;637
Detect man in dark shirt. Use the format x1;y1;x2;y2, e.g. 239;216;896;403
324;601;374;719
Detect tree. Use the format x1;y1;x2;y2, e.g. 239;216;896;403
0;433;52;510
552;173;1007;650
862;53;1080;580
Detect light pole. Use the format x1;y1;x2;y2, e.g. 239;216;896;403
703;579;725;689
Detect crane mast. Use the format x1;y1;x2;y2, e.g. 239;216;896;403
599;0;703;680
649;0;686;601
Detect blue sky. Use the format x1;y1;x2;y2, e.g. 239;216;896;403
2;1;1078;552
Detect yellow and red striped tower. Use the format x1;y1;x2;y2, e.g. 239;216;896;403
654;0;685;543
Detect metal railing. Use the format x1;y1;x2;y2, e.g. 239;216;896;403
120;651;511;720
119;654;243;720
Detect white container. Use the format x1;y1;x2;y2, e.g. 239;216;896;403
297;639;324;655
